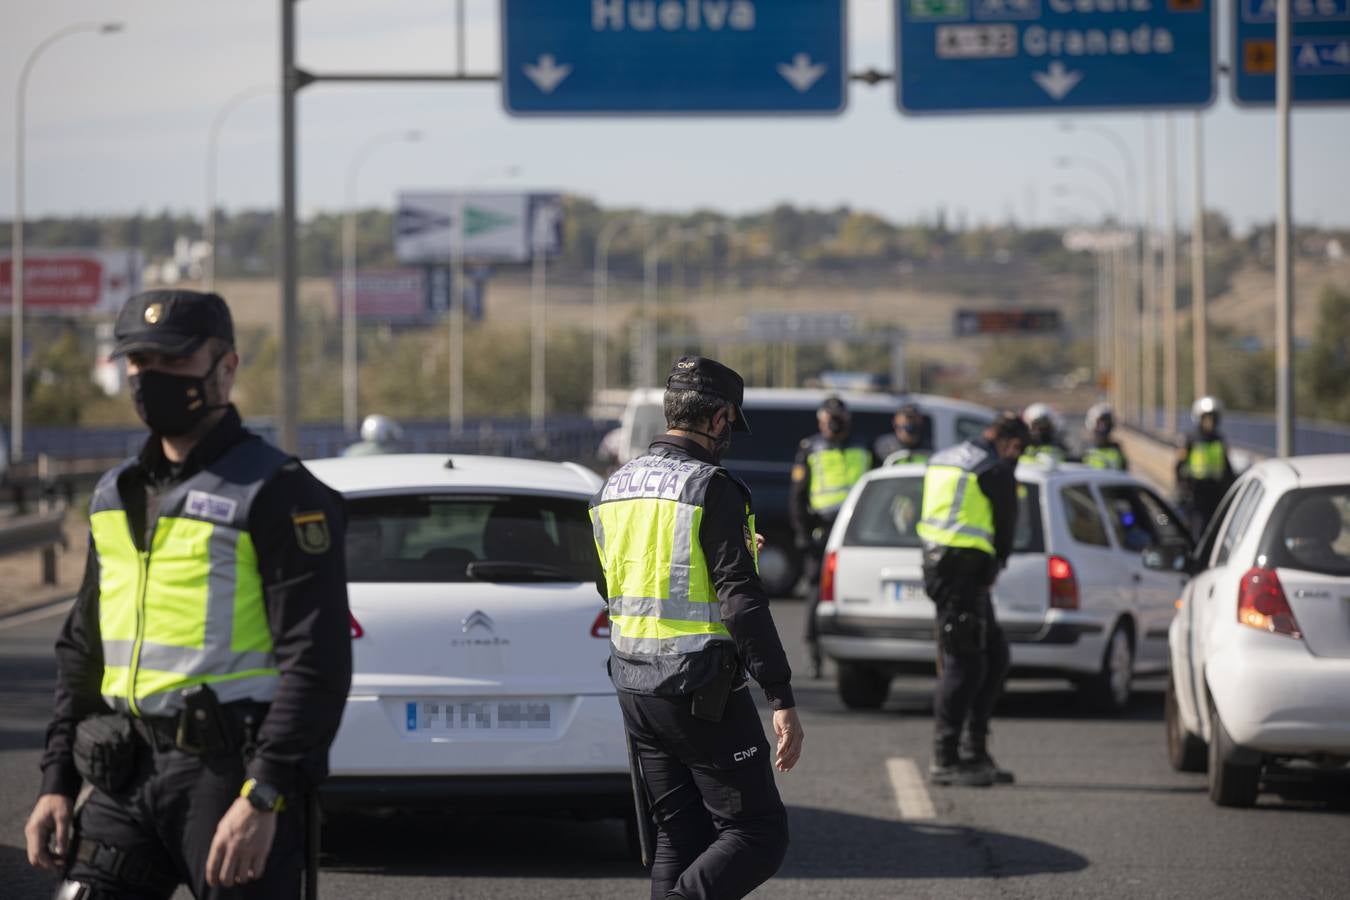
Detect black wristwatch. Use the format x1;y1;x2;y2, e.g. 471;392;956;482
240;778;285;813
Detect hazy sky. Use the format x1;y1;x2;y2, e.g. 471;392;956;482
2;0;1348;231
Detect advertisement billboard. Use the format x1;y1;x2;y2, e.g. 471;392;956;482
0;249;142;315
395;192;563;263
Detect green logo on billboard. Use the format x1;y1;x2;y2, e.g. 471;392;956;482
464;205;516;238
910;0;967;18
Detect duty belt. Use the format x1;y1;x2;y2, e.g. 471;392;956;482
131;700;267;757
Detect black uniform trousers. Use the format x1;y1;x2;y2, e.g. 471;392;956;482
800;517;834;658
67;730;304;899
618;687;789;900
923;551;1011;746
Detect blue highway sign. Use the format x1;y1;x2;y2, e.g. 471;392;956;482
1233;0;1350;105
500;0;847;116
896;0;1216;114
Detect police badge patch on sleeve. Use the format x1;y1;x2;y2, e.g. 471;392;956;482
292;510;331;554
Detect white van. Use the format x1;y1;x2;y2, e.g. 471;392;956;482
614;388;996;594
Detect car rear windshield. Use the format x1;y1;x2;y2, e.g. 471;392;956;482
1257;485;1350;577
344;493;597;583
843;476;1044;553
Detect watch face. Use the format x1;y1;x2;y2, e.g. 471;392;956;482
248;782;281;811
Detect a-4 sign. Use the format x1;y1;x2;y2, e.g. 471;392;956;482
896;0;1217;114
500;0;847;115
1233;0;1350;105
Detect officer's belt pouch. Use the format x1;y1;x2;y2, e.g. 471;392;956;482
73;714;138;796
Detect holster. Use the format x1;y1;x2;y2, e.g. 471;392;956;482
937;606;988;656
72;714;138;796
690;650;738;723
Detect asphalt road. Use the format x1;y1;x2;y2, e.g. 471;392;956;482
3;598;1348;900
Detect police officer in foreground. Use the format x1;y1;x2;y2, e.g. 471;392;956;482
1177;396;1236;539
25;290;352;898
1020;403;1068;464
874;402;933;466
341;413;404;457
790;397;873;678
1082;403;1128;471
918;412;1028;788
591;357;802;900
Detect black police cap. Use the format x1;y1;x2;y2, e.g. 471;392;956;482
112;290;235;359
666;356;750;433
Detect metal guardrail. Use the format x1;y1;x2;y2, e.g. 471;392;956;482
0;506;68;586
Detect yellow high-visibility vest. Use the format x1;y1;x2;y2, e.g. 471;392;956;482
917;442;997;557
89;441;289;717
1186;439;1227;481
807;444;871;514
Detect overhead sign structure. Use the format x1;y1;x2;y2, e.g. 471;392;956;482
1233;0;1350;105
896;0;1216;114
395;192;563;264
500;0;847;115
0;249;142;315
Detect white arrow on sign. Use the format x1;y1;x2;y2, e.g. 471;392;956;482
524;54;573;94
1032;61;1083;101
778;53;828;93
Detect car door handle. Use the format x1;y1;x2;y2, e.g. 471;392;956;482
1132;573;1142;583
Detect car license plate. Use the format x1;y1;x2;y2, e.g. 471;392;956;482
888;581;927;604
403;699;554;732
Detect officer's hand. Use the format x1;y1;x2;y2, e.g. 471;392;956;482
206;798;277;888
772;708;804;773
24;793;73;871
755;533;766;553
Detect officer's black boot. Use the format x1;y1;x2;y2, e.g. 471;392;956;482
929;737;994;787
961;731;1015;785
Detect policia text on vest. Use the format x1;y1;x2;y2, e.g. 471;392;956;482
26;290;352;900
591;355;802;900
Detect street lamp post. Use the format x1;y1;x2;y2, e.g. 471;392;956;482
1163;115;1180;435
11;21;123;463
342;130;422;436
205;85;273;293
592;216;643;409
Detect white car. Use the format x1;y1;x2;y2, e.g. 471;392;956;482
306;455;632;828
815;461;1193;713
1162;454;1350;807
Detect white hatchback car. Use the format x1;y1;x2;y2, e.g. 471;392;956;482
815;462;1194;713
1162;454;1350;807
305;455;631;825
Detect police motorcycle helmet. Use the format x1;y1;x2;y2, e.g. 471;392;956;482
1191;395;1223;424
360;413;404;445
1022;402;1063;439
1085;402;1115;433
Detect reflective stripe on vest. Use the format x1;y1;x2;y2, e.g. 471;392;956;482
916;451;996;556
590;454;737;660
1187;440;1226;481
1021;444;1065;464
89;440;288;716
885;449;931;466
1084;446;1125;470
807;446;871;514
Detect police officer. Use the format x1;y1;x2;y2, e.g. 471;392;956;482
25;290;352;899
790;397;873;678
1020;403;1068;464
1082;403;1128;471
1177;396;1236;539
591;357;801;900
874;402;933;466
341;413;404;457
918;412;1028;788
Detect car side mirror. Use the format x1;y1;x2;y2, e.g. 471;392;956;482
1142;543;1192;575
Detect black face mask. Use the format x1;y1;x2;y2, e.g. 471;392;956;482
691;415;733;463
130;354;227;437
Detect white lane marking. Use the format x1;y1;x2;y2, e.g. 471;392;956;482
888;757;937;821
0;599;75;632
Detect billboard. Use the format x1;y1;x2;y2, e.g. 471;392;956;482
0;249;142;315
955;309;1061;336
395;192;563;263
334;269;429;321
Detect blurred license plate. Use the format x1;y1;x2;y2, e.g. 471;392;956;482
888;581;927;604
404;699;554;732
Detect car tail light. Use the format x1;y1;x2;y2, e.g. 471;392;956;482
1237;567;1302;639
819;551;838;603
590;608;611;639
1048;555;1078;610
349;613;364;640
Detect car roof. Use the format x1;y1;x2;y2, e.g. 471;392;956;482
628;387;995;417
1244;453;1350;488
305;454;603;497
